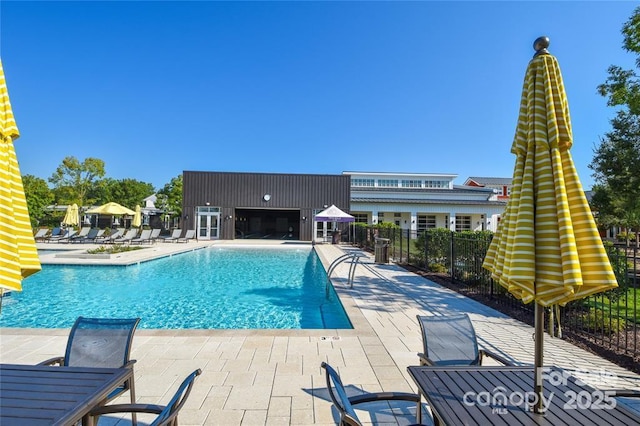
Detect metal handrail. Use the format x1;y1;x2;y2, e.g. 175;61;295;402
325;253;363;297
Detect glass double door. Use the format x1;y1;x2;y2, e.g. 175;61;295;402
198;213;219;240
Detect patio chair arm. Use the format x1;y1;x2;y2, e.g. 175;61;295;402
89;403;164;417
349;391;420;405
417;352;435;366
124;359;137;369
38;356;65;366
479;349;513;366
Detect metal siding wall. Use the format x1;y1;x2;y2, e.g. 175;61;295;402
183;171;350;241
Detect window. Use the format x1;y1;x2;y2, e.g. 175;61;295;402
401;180;422;188
352;178;375;187
378;212;385;223
353;213;368;223
196;206;220;213
455;216;472;232
378;179;398;188
417;215;436;232
424;180;449;189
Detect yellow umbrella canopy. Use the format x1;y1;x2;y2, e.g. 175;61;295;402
0;59;41;292
132;205;142;228
482;37;618;412
483;38;618;307
86;202;136;216
61;203;80;227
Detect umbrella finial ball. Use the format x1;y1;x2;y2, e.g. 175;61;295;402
533;36;550;53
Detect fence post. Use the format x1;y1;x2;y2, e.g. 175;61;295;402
423;231;427;270
449;231;454;279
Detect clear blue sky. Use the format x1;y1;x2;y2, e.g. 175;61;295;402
2;1;637;190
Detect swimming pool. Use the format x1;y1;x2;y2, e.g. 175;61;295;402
0;246;352;329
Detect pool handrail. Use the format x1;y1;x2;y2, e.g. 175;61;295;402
325;253;364;297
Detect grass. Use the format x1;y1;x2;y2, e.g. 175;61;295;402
587;288;640;323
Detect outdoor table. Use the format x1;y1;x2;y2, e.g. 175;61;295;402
0;363;133;426
407;365;640;426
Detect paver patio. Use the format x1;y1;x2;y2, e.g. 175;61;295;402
1;241;639;425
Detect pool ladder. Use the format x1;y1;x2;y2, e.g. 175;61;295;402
325;253;363;298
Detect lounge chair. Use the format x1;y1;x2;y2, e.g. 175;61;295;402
39;317;141;423
86;228;106;243
33;228;49;242
113;228;138;244
43;227;63;242
71;227;99;243
68;226;91;242
176;229;196;243
162;228;182;243
47;229;77;243
320;362;424;426
149;228;161;243
95;229;123;244
89;369;201;426
416;314;512;366
131;229;152;244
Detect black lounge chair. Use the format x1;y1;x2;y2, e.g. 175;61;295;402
416;313;512;366
89;369;201;426
39;317;141;423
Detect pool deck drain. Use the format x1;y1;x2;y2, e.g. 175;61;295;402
1;241;639;425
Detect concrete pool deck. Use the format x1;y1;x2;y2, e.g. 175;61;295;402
1;241;640;425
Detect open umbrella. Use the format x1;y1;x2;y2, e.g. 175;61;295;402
87;202;136;229
314;204;355;222
0;59;41;296
61;203;79;227
132;205;142;228
86;202;136;216
482;37;618;413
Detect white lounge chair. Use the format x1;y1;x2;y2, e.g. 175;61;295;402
149;228;161;243
161;229;182;243
33;228;49;242
177;229;196;243
113;229;138;244
95;229;122;244
131;229;152;244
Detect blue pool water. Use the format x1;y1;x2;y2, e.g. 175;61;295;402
0;247;352;329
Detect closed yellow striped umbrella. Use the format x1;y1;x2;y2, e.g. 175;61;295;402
0;59;41;292
482;37;618;412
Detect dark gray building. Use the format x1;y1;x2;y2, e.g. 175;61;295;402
182;171;351;241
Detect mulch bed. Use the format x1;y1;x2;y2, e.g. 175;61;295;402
402;264;640;376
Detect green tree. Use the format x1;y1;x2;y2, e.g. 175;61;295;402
598;7;640;114
22;174;53;228
48;156;106;207
157;174;183;219
592;7;640;245
100;178;155;210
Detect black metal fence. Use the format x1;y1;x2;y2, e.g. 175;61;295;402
348;226;639;367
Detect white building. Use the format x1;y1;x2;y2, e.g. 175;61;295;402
344;171;507;232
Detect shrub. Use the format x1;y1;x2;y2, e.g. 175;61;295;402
87;245;143;254
580;309;627;335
